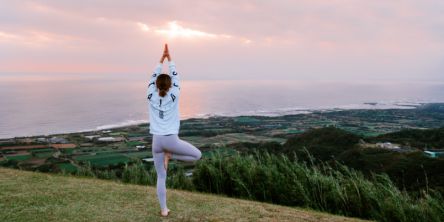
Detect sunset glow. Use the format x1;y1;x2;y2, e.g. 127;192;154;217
155;21;222;39
0;1;443;81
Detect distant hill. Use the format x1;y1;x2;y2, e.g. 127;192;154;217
283;127;360;161
370;127;444;149
417;103;444;113
277;127;444;194
0;167;367;222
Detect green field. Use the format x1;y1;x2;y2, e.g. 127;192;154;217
57;163;77;173
286;129;304;134
34;152;54;158
61;148;75;154
31;148;55;153
183;133;286;147
109;132;127;136
74;153;132;167
126;141;144;147
234;116;261;123
5;154;32;161
124;151;151;159
127;133;146;137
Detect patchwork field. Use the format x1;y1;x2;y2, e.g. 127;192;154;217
1;103;443;174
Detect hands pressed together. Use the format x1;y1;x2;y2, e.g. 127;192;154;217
159;44;171;63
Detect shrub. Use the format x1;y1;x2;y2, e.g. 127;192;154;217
192;151;444;222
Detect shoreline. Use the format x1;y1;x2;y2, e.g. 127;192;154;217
0;101;432;140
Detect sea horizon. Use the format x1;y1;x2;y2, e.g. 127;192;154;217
0;103;428;139
1;73;444;139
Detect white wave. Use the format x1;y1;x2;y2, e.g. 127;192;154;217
95;119;148;130
178;100;424;120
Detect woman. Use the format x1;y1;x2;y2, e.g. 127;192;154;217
147;44;202;217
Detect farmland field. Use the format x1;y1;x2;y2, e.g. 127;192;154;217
57;163;77;173
74;153;132;167
34;152;54;158
124;151;151;159
2;103;444;177
5;154;32;161
61;148;75;154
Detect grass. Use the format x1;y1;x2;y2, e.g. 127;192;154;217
61;149;444;221
201;147;237;158
0;167;368;222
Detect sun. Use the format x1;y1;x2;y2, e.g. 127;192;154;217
155;21;218;39
137;20;232;40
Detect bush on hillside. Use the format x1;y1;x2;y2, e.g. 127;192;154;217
283;127;360;161
192;151;444;222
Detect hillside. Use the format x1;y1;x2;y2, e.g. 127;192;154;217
0;168;368;222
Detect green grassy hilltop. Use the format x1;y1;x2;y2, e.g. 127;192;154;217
0;168;368;222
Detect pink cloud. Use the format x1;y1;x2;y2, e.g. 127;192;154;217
0;0;443;81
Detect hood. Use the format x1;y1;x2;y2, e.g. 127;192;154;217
148;90;177;111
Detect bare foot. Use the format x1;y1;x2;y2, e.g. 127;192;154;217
164;152;171;171
160;208;170;217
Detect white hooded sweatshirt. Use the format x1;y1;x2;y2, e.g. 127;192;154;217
147;61;180;135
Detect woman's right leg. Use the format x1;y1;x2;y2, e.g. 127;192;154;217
162;135;202;162
152;135;168;211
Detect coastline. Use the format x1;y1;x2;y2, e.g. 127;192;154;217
0;101;436;140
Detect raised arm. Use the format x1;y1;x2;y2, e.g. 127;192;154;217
169;61;180;94
164;44;180;94
148;44;169;96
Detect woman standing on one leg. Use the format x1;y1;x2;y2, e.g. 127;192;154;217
147;44;202;217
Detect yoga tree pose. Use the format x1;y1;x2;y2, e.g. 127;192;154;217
147;44;202;217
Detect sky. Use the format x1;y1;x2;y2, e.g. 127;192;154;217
1;0;444;81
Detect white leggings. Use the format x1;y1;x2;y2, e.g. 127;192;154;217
151;134;202;210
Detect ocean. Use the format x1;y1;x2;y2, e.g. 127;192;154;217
1;73;444;139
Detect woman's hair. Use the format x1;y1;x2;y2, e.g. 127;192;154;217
156;74;172;97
